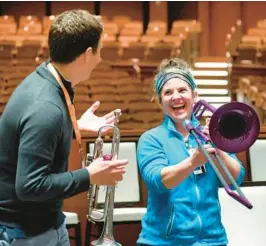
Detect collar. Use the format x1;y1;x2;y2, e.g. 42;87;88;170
162;114;200;140
46;60;74;103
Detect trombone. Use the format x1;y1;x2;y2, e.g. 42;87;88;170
184;99;260;209
87;109;122;246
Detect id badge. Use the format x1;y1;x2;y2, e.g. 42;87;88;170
187;148;207;175
194;165;207;175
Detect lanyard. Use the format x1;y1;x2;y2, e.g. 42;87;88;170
47;63;86;168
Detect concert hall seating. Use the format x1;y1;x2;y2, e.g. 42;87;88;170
101;42;121;61
227;18;266;123
145;42;175;61
118;21;143;46
229;20;266;65
122;42;147;60
15;40;42;65
112;15;132;32
237;76;266;123
226;20;243;59
234;36;261;64
257;41;266;64
0;40;16;65
42;15;55;35
0;13;202;72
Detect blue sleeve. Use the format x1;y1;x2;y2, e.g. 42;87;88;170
218;153;245;188
232;154;245;186
137;131;169;193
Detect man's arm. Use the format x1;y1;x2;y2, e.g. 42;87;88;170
16;101;90;202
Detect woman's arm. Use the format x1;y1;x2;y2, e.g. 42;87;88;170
161;144;217;189
138;131;217;191
214;150;245;186
160;157;195;189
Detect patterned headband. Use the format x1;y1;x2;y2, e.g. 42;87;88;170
154;67;196;96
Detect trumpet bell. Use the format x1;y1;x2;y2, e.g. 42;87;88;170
91;238;121;246
209;102;260;153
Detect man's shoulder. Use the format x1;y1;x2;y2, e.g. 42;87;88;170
2;73;64;126
14;71;63;108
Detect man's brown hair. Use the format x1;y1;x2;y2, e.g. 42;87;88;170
48;9;103;64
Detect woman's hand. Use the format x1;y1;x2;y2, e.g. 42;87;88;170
190;144;217;167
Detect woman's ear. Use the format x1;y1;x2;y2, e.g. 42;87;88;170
153;95;162;108
192;89;198;103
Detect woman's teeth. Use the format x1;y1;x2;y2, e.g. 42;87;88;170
172;104;185;109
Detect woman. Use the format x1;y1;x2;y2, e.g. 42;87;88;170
137;58;245;246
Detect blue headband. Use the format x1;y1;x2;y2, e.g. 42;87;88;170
154;67;196;96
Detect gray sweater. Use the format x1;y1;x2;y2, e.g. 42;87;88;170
0;61;90;236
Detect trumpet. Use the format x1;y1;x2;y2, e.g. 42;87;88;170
184;99;260;209
87;109;122;246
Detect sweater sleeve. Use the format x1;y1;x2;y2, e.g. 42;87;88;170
137;131;169;193
230;153;245;186
16;100;90;202
218;153;245;188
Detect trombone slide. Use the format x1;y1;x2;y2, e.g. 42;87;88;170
184;120;253;209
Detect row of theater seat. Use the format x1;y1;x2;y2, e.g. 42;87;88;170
226;19;266;64
0;38;192;65
0;15;201;65
0;15;53;35
0;62;163;130
237;75;266;123
0;14;201;38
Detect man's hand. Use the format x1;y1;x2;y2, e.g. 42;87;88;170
86;158;128;186
77;101;120;133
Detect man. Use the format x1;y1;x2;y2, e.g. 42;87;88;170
0;9;128;246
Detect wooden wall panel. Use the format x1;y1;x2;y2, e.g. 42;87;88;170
149;1;167;22
198;1;241;57
168;1;198;34
101;1;142;21
51;1;94;15
198;1;211;56
168;1;198;22
242;1;266;32
209;2;241;56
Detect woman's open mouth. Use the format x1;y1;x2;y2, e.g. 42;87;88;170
172;104;186;112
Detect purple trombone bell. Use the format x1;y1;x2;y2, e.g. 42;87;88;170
193;100;260;153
